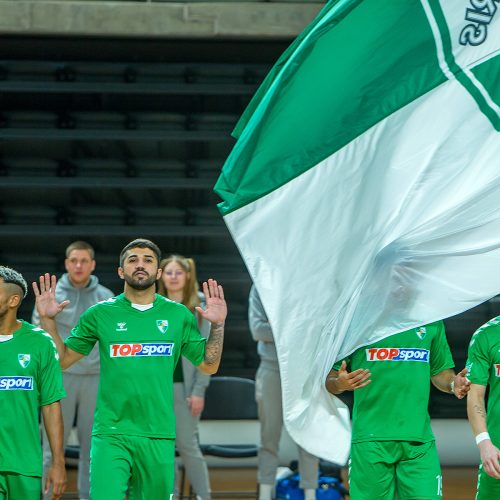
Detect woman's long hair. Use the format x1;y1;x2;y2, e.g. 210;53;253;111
157;254;201;313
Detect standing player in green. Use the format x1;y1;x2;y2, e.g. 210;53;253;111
0;266;66;500
33;238;227;500
325;321;470;500
466;318;500;499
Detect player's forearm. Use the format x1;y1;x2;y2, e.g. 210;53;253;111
467;387;488;436
38;316;70;367
199;322;225;374
431;369;455;394
325;370;344;395
42;402;65;466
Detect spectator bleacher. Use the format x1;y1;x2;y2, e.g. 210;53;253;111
1;36;498;408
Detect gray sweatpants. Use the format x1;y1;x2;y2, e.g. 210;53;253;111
174;382;211;500
42;372;99;500
255;364;319;490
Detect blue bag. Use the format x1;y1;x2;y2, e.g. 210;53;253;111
276;473;346;500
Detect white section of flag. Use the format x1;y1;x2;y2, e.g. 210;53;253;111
225;76;500;464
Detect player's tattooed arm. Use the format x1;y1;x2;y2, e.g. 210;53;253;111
467;383;488;434
196;279;227;374
325;361;371;395
467;383;500;479
473;403;487;419
204;322;225;365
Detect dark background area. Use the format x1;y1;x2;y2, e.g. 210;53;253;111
0;36;496;416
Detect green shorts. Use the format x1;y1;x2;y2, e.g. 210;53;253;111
90;434;175;500
476;463;500;500
0;472;40;500
350;440;442;500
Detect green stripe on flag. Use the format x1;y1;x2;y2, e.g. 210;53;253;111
232;0;362;140
427;0;500;130
471;54;500;108
216;0;445;216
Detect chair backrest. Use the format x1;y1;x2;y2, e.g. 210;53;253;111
201;376;257;420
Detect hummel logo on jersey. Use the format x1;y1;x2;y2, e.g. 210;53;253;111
116;322;127;332
156;320;169;334
110;343;174;358
0;376;33;390
18;354;31;368
415;327;426;340
495;364;500;377
366;348;430;362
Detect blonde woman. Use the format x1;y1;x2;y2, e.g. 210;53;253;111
158;255;211;500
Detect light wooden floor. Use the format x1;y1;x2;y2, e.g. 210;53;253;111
64;466;478;499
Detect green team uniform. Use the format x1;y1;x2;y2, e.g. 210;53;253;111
65;293;206;500
0;321;65;500
466;318;500;500
333;321;454;500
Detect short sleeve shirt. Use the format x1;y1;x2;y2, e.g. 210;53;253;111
0;321;66;476
333;321;454;443
466;317;500;446
65;294;206;438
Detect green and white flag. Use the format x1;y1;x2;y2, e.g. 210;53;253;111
216;0;499;463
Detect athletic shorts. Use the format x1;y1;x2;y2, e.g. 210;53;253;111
90;434;175;500
0;472;40;500
349;440;442;500
475;463;500;500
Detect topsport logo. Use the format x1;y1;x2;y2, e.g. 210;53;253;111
366;348;430;362
0;376;34;390
110;343;174;358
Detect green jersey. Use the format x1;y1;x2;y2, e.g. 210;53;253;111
0;321;65;477
466;317;500;446
333;321;454;443
65;293;206;438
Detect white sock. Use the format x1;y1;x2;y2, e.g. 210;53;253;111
304;488;316;500
258;483;273;500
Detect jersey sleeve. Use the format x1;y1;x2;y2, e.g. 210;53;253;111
430;321;455;376
466;330;490;386
181;310;207;366
64;307;99;356
39;337;66;406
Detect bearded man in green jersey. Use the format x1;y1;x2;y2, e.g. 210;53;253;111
325;322;470;500
466;318;500;499
33;238;228;500
0;266;66;500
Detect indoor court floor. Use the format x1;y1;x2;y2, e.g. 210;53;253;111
62;466;479;499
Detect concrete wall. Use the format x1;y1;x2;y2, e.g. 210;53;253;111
0;1;323;39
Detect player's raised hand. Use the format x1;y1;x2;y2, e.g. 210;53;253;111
326;361;371;395
196;279;227;324
453;367;471;399
32;274;70;319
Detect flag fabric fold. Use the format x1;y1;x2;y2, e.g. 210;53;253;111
216;0;500;464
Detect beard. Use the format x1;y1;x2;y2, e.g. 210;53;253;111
123;272;157;291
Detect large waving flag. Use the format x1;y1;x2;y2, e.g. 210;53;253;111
215;0;499;464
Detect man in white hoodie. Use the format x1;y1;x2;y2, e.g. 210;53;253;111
32;241;114;500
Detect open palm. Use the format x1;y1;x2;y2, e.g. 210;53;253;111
196;279;227;324
32;273;70;319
